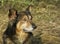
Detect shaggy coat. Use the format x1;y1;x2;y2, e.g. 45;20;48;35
3;5;36;44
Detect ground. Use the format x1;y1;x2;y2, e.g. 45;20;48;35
0;0;60;44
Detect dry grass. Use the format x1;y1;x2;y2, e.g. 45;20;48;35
0;0;60;44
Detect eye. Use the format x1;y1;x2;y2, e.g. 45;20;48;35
21;19;27;23
23;19;27;21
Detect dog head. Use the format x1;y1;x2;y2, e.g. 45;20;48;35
16;5;37;32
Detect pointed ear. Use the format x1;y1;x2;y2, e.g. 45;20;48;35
25;5;33;13
25;5;33;20
8;8;17;20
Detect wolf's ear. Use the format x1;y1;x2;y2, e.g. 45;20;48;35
8;8;17;20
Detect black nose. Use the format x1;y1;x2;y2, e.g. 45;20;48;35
32;23;37;29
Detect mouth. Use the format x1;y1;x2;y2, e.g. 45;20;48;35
23;28;34;32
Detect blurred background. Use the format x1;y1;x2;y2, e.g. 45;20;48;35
0;0;60;44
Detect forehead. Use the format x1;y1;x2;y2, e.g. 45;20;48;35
18;11;32;19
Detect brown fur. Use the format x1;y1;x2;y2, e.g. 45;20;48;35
16;15;32;44
3;5;36;44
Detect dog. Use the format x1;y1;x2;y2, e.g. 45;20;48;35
2;5;37;44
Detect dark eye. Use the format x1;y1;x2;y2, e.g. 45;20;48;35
23;19;27;21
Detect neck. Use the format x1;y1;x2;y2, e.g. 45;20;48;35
16;28;33;43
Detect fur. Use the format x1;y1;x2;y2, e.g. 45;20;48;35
3;5;36;44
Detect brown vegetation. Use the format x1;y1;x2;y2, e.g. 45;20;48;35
0;0;60;44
